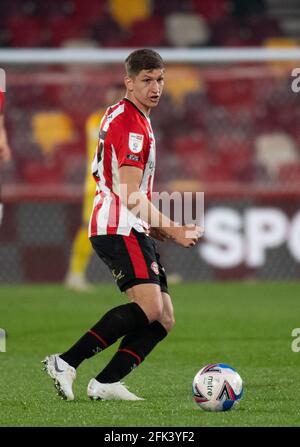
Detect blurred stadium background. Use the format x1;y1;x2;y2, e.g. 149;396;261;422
1;0;300;284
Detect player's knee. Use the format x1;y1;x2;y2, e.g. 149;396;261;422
161;314;175;333
158;306;175;332
126;284;165;323
146;300;164;323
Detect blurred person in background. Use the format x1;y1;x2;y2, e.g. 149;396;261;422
0;89;12;225
64;83;125;292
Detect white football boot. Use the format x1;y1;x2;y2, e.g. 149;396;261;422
42;354;76;401
87;378;144;401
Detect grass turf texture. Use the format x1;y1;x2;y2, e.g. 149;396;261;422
0;282;299;427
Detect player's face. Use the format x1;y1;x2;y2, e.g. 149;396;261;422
126;69;164;114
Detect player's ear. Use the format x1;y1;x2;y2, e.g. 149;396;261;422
124;76;134;92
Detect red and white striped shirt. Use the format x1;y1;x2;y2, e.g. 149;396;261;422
88;98;156;236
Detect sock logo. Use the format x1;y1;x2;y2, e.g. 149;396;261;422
54;356;64;373
92;346;103;355
112;269;125;281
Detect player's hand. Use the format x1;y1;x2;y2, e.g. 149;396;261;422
164;223;203;248
149;227;171;241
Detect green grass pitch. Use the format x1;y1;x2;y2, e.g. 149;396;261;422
0;282;299;427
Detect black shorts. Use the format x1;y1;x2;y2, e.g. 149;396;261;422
90;229;168;294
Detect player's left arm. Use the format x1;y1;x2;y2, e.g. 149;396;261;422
119;166;202;248
149;227;171;241
114;123;202;246
119;165;174;229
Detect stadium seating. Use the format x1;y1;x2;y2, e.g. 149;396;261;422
210;16;258;46
213;134;254;182
182;91;207;130
255;131;299;179
174;132;209;179
21;160;64;185
2;0;286;49
152;0;193;17
279;163;300;183
123;16;165;47
192;0;229;23
163;66;202;106
71;0;105;25
88;14;125;47
31;112;75;157
2;0;298;189
109;0;152;29
165;12;210;47
48;16;87;47
205;77;255;108
7;15;45;47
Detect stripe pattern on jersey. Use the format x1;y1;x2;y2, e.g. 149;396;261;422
89;99;156;237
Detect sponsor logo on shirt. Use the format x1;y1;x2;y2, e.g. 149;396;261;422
126;154;140;162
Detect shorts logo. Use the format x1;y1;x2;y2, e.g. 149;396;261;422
129;132;144;153
151;261;159;275
112;269;125;281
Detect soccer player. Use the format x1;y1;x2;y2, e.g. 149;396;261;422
43;49;202;401
0;89;11;225
65;84;125;292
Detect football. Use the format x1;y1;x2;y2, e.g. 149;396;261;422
192;363;243;412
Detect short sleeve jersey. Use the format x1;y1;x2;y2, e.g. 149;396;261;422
89;98;156;236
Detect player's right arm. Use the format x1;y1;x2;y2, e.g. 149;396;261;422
119;165;202;248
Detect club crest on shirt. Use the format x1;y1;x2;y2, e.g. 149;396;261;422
129;132;144;153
